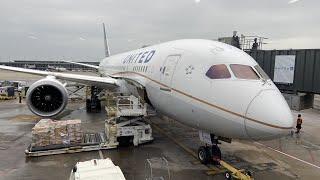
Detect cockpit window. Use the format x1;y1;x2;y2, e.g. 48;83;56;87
206;64;231;79
254;65;270;80
230;64;259;80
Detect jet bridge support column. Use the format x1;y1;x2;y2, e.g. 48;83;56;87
86;86;102;113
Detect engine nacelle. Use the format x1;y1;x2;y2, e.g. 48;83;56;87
26;76;68;117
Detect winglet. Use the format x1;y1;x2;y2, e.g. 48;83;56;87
103;23;110;57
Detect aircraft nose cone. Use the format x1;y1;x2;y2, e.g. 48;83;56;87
245;89;294;140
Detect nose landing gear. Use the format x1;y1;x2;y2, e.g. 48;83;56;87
198;131;254;179
198;144;221;165
198;131;222;164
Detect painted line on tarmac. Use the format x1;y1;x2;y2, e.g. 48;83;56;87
308;150;316;163
99;150;104;159
254;142;320;169
151;123;198;159
301;138;320;150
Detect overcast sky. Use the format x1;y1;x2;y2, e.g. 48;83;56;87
0;0;319;61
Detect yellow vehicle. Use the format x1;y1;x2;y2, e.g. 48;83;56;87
207;159;253;180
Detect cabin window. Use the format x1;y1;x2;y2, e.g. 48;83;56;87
230;64;259;80
205;64;231;79
254;65;270;80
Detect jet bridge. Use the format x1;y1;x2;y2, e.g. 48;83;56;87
247;49;320;110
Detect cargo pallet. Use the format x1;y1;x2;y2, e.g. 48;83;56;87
25;132;117;157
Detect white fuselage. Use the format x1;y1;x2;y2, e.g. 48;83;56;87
98;39;294;140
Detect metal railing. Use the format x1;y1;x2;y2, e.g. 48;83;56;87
145;157;171;180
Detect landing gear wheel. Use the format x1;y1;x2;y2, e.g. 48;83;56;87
225;171;232;180
246;170;253;177
211;145;222;164
86;99;91;112
198;146;211;164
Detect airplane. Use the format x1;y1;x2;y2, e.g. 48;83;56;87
0;24;294;164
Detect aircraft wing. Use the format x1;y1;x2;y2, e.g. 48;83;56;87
0;65;118;89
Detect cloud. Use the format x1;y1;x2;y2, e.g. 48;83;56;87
27;35;38;40
288;0;301;4
0;0;319;61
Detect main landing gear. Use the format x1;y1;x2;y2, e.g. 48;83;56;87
198;131;221;165
86;86;102;113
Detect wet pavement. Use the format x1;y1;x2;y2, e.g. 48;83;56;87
0;98;320;180
0;100;209;180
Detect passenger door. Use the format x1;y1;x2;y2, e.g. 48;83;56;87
160;55;181;89
157;55;181;117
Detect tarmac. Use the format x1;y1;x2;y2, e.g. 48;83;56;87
0;71;320;180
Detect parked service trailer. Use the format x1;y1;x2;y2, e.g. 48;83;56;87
0;86;16;100
0;86;15;97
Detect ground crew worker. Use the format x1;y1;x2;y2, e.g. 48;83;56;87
252;38;259;50
18;91;22;103
231;31;241;49
296;114;303;134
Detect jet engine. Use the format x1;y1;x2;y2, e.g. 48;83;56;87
26;76;68;117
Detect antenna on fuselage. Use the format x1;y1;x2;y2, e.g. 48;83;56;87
103;23;110;57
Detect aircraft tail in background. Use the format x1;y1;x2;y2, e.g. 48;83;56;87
103;23;110;57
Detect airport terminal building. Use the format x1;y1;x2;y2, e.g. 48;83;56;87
0;60;99;71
